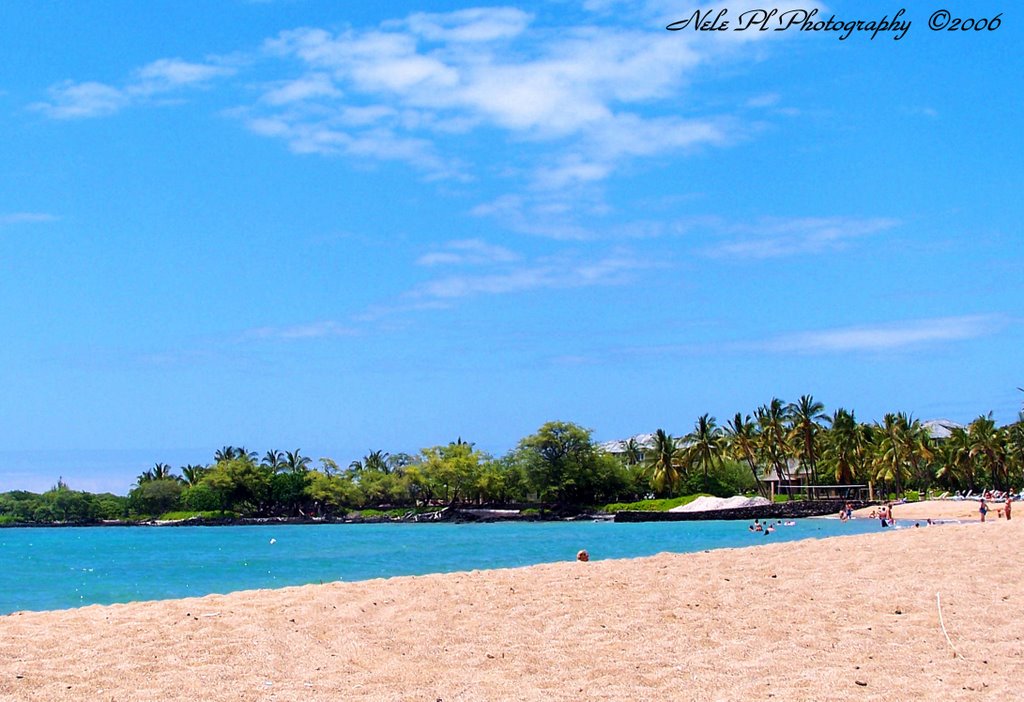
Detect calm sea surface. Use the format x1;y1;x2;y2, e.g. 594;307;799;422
0;518;890;614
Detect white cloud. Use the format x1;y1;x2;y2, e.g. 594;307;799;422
246;320;357;340
31;81;128;119
32;4;793;193
400;7;532;43
410;250;644;300
701;216;900;259
469;193;605;240
0;212;58;226
416;239;520;266
129;58;235;95
746;93;780;108
261;73;341;105
758;315;1004;353
33;59;234;119
248;7;741;182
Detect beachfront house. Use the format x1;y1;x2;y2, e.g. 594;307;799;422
597;433;660;463
759;459;812;498
922;418;963;444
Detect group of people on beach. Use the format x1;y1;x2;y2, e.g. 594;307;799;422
867;503;894;527
748;519;795;534
978;494;1012;522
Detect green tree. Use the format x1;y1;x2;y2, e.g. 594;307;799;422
43;480;94;522
871;413;930;497
284;449;312;474
680;414;726;494
136;462;179;485
306;470;358;515
968;414;1009;490
515;421;606;506
822;408;864;484
622;438;644;467
787;395;829;492
181;464;208;486
755;398;794;496
270;471;310;516
128;479;184;517
417;441;485;505
181;483;222;512
724;413;769;498
643;429;682;497
203;456;272;514
262;450;286;473
936;426;975;491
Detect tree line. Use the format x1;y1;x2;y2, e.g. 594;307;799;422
2;394;1022;524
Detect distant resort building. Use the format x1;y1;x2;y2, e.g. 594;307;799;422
599;419;967;501
600;419;966;459
596;433;660;463
921;418;964;442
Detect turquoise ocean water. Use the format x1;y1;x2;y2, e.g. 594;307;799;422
0;518;890;614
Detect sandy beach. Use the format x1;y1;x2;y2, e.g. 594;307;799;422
851;498;1009;523
1;503;1020;701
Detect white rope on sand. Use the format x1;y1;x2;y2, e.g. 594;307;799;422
936;592;968;660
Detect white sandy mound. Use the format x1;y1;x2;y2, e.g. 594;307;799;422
669;495;771;512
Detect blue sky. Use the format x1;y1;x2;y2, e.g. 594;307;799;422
1;1;1020;492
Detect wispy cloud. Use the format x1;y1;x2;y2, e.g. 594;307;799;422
30;4;791;190
469;194;597;241
0;212;58;226
700;216;900;259
128;58;235;96
31;81;129;119
245;320;357;340
410;250;645;300
416;239;520;266
32;59;235;119
757;315;1005;353
242;5;747;181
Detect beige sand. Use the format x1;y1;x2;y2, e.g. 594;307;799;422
1;518;1021;702
852;498;1011;522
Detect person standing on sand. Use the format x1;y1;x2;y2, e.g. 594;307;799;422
1005;496;1012;521
979;498;989;522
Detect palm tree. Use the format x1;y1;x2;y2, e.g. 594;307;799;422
235;446;258;463
152;462;175;480
644;429;682;496
968;414;1008;490
787;395;829;493
135;462;178;486
936;426;975;492
623;438;644;467
214;446;237;463
823;408;862;484
284;449;312;473
871;413;930;497
363;450;390;474
724;412;768;498
181;464;208;486
262;450;286;473
905;416;935;494
1007;414;1024;488
387;453;416;473
755;399;794;497
681;414;726;494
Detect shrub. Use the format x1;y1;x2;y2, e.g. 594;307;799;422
602;495;707;512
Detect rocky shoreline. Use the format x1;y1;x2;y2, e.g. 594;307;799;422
1;501;872;527
614;499;868;522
